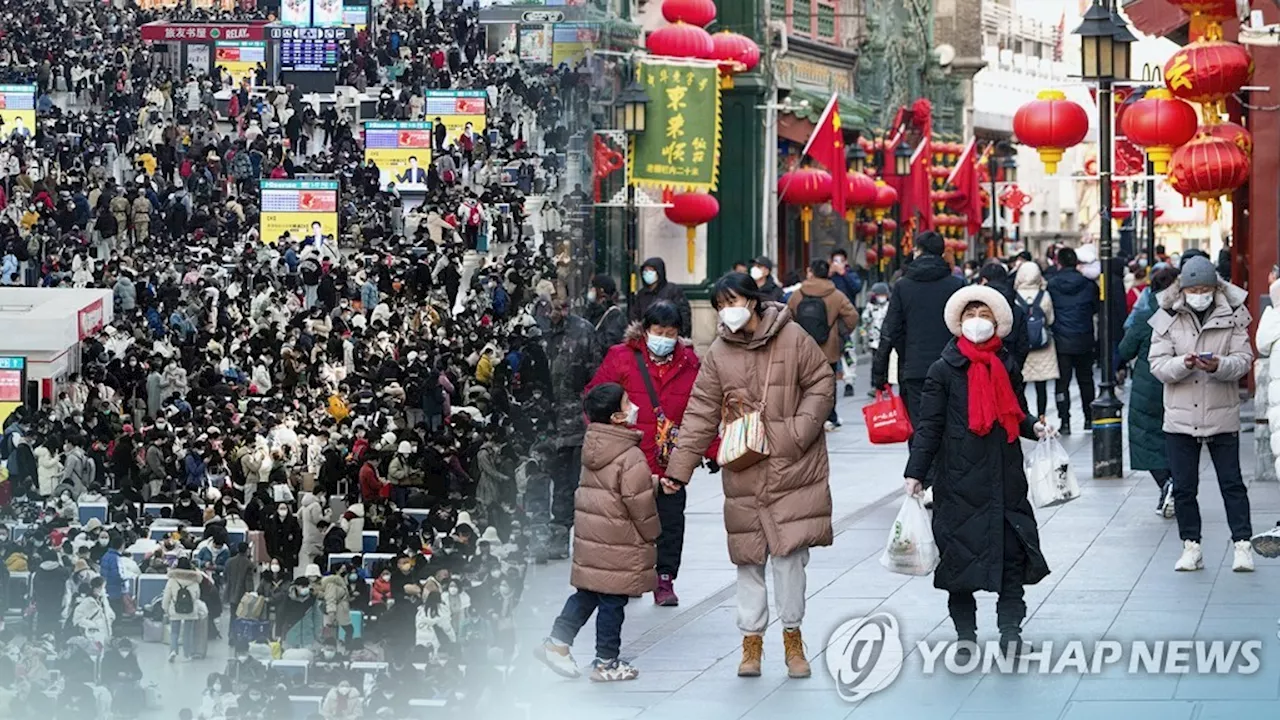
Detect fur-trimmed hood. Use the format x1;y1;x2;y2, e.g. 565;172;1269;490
943;285;1014;339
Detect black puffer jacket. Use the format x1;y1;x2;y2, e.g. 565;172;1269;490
629;257;692;337
872;255;965;385
904;339;1051;593
1046;268;1098;355
985;279;1030;372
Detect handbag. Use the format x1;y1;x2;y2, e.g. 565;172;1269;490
863;388;913;444
632;350;678;469
716;343;777;473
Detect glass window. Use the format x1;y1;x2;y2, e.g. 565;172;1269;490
793;0;812;35
816;2;836;39
772;0;788;23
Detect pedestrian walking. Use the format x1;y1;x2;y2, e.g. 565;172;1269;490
786;259;859;429
1045;247;1098;434
1013;261;1058;418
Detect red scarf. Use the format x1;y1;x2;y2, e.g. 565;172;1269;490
957;336;1024;443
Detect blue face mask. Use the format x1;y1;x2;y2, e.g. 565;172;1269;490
646;333;676;358
641;269;658;287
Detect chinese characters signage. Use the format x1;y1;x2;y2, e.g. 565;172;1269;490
629;59;721;192
139;23;265;42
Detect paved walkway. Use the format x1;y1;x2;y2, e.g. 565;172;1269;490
515;374;1280;720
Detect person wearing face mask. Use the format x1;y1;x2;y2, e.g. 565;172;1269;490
163;557;204;662
787;259;859;431
871;231;966;426
629;257;692;338
903;285;1053;660
584;301;718;607
173;490;203;526
1149;255;1256;573
584;274;628;349
262;503;302;572
1045;246;1099;434
321;677;363;720
660;272;834;679
258;558;292;638
749;256;785;303
72;576;115;647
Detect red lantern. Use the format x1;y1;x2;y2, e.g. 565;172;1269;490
665;192;719;273
865;249;878;265
880;218;898;234
870;180;898;221
858;222;879;239
1166;134;1251;217
779;168;832;244
1203;121;1252;158
842;172;878;243
710;31;760;88
661;0;716;27
1167;0;1238;21
1121;88;1199;174
1163;39;1253;118
879;244;897;260
1014;89;1089;174
954;241;968;253
646;22;715;59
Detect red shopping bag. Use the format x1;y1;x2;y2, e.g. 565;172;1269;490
863;389;914;444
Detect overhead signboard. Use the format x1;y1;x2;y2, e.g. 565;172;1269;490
521;10;564;22
260;179;339;243
423;90;487;148
364;121;434;189
140;22;266;42
0;85;35;141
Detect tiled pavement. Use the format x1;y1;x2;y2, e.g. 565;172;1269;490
513;375;1280;720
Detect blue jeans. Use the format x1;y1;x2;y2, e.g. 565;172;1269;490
1166;432;1253;543
550;589;627;661
169;619;194;656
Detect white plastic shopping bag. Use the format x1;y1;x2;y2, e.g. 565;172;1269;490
1026;436;1081;508
879;495;940;576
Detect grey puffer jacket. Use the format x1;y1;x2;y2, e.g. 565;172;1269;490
1148;279;1253;437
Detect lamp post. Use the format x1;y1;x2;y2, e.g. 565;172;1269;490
1002;154;1020;252
615;75;650;304
1076;0;1133;478
986;140;1016;259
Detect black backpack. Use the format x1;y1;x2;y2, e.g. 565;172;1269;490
795;293;832;345
1017;290;1050;351
174;584;195;615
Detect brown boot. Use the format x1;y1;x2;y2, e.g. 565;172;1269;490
738;634;763;677
783;627;811;678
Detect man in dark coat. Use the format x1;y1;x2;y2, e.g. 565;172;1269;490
750;256;785;302
225;542;255;619
871;231;965;424
583;274;628;350
629;257;692;338
1045;247;1099;433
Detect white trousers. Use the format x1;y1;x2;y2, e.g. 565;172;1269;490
736;548;809;635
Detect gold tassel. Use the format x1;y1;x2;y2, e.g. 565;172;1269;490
686;226;696;274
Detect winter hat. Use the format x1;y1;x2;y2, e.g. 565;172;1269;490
304;563;322;579
943;285;1014;339
1270;279;1280;309
869;282;890;296
480;526;501;545
397;441;412;455
454;511;473;532
1180;256;1217;289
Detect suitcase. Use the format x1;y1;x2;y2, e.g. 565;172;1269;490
231;618;271;644
249;530;269;565
188;617;210;659
143;618;165;644
348;610;363;640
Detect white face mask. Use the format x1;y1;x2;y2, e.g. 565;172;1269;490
749;267;766;281
586;289;597;303
1185;291;1214;311
719;306;751;333
646;333;676;357
641;269;658;286
961;317;996;344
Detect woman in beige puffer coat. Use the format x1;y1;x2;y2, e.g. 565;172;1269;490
1013;261;1058;418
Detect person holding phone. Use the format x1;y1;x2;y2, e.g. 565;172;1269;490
1148;256;1255;573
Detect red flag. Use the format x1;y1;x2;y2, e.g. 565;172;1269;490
946;140;985;236
801;93;847;216
901;138;934;234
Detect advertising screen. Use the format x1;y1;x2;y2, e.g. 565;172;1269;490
280;38;341;71
0;85;36;141
280;0;309;25
312;0;344;26
423;90;487;149
214;41;266;84
364;121;433;189
552;25;597;66
343;5;369;30
0;356;24;426
260;179;339;243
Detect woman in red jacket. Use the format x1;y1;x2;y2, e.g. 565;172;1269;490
585;301;718;607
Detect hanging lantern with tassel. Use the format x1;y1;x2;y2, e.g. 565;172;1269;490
664;192;720;273
778;168;832;244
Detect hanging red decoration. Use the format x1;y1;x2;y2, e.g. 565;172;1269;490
779;168;832;244
1203;121;1253;159
1120;88;1199;174
665;192;720;273
646;22;715;60
998;185;1033;224
661;0;716;27
865;249;878;265
842;172;878;243
954;240;968;253
869;180;898;222
710;31;760;89
879;244;898;260
1167;0;1238;21
1013;89;1090;174
1163;39;1253;120
1166;134;1251;217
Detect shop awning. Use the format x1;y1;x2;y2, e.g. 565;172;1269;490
781;88;874;131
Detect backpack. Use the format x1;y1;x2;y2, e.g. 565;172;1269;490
794;293;832;345
1017;290;1050;351
174;584;194;615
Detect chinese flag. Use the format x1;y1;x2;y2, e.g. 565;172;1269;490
946;140;985;237
802;93;847;216
901;138;934;234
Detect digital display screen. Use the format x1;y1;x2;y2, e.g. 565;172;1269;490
363;121;433;188
280;38;340;71
260;179;339;243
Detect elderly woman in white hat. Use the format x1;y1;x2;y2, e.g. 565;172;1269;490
903;284;1052;658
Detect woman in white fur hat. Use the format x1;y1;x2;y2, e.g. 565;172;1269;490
902;285;1053;658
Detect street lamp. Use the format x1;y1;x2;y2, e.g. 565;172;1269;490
987;140;1016;259
893;140;912;176
849;143;867;174
1074;0;1134;478
615;73;650;303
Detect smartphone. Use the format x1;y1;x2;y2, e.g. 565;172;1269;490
1199;352;1215;360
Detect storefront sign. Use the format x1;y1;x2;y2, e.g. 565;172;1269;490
629;59;722;192
776;57;855;96
522;10;564;22
77;299;104;340
140;23;267;42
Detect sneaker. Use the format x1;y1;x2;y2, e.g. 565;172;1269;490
654;574;679;607
1175;540;1204;571
843;384;855;398
1158;481;1175;519
1251;524;1280;558
1233;540;1256;572
168;651;177;663
590;658;639;682
738;635;763;677
823;421;836;432
533;639;581;679
999;632;1030;658
782;627;811;679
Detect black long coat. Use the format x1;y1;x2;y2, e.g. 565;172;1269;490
262;513;302;569
904;339;1051;594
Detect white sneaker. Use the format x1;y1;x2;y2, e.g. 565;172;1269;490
823;421;836;432
1233;540;1255;572
1251;525;1280;558
1174;540;1204;571
534;639;581;679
